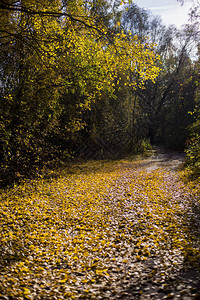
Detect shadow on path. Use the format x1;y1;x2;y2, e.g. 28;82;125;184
138;146;185;173
116;147;200;300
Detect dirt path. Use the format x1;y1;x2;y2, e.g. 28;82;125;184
0;147;199;300
137;146;185;173
111;147;200;300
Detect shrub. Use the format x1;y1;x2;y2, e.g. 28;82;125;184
185;133;200;177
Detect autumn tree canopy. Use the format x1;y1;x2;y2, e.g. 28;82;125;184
0;0;162;183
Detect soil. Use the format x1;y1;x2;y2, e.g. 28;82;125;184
139;146;186;173
116;147;200;300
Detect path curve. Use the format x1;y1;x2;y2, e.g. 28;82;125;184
138;146;185;173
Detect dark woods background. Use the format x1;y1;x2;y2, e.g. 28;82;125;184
0;0;200;185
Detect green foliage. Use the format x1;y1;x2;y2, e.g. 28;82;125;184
0;0;161;185
185;51;200;178
1;0;199;186
130;138;152;156
140;138;152;154
186;134;200;176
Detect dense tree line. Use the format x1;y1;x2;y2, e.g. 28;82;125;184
0;0;199;185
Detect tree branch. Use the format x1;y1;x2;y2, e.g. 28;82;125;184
0;2;106;37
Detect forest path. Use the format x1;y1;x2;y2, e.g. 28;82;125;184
0;147;200;299
137;146;185;173
106;147;200;299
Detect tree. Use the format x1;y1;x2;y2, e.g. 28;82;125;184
0;0;161;184
120;2;200;150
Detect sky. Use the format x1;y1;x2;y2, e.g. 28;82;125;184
133;0;193;28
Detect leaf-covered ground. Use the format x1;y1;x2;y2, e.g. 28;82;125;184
0;150;200;299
